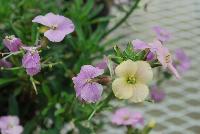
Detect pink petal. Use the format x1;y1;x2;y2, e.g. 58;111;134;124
168;63;181;79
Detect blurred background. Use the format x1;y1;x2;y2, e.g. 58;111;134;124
104;0;200;133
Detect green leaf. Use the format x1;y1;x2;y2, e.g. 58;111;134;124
90;15;114;24
8;95;19;115
23;119;37;134
31;23;39;44
54;108;65;116
0;78;17;86
123;42;135;60
113;45;123;57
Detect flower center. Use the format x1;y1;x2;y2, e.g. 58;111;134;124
86;78;92;83
127;76;136;84
50;24;58;30
7;123;14;129
123;115;130;121
165;54;171;63
5;35;15;41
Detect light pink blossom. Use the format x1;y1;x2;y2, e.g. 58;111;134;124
112;108;144;127
32;12;75;42
0;116;23;134
152;26;171;42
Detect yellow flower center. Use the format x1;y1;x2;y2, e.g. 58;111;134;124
127;76;136;84
123;115;130;121
5;35;15;41
165;54;171;63
50;24;58;30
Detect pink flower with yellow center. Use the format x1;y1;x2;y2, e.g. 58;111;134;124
32;12;75;42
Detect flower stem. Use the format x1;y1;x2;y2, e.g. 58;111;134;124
87;91;114;121
103;0;141;38
2;50;23;60
30;76;38;94
0;66;23;71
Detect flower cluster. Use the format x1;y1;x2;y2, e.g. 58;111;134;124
0;116;23;134
1;12;74;77
72;26;190;105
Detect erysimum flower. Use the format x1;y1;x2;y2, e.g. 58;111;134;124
132;39;154;61
72;65;104;103
3;35;22;52
132;39;180;79
154;41;180;79
95;56;109;70
22;46;41;76
0;116;23;134
112;60;153;102
152;26;171;42
174;49;190;73
112;108;144;127
150;85;165;102
32;12;75;42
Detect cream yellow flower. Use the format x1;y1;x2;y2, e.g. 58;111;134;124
112;60;153;102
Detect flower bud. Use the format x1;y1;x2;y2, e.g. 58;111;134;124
96;76;112;85
3;35;22;52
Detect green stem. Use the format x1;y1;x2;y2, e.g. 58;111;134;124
30;76;38;94
2;51;23;60
0;66;23;71
103;0;141;38
87;91;113;121
42;62;62;68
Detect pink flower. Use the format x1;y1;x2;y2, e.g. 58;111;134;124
150;85;165;102
132;39;150;51
32;12;75;42
72;65;104;103
3;35;22;52
174;49;191;73
152;26;171;42
112;108;144;127
153;40;180;79
95;56;109;70
133;39;180;79
22;46;41;76
0;116;23;134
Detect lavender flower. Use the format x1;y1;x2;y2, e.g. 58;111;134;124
152;26;171;42
0;116;23;134
3;35;22;52
95;56;108;70
150;85;165;102
32;12;75;42
132;39;154;61
174;49;191;73
72;65;104;103
0;59;12;68
22;46;41;76
112;108;144;127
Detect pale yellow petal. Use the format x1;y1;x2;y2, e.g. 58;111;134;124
115;60;137;77
112;78;133;99
129;83;149;103
135;61;153;83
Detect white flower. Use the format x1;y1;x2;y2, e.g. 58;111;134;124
112;60;153;102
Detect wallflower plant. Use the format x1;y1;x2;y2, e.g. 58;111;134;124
0;1;190;134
